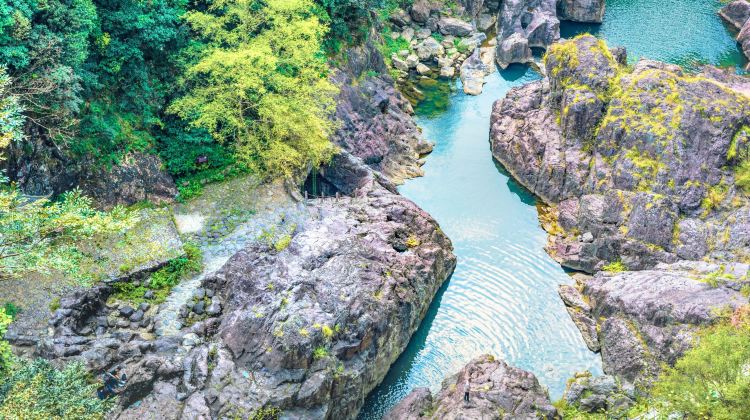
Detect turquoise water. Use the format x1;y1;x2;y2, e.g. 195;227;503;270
359;68;603;419
359;2;746;418
561;0;747;69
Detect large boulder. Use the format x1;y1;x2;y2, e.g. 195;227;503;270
331;41;433;185
557;0;606;23
719;0;750;30
416;37;445;61
385;355;558;419
495;0;559;67
561;262;749;391
460;48;493;95
437;17;474;37
78;152;177;209
491;35;750;272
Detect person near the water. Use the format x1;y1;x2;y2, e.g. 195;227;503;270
463;379;470;402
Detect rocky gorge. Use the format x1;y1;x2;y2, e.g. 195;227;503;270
3;0;750;419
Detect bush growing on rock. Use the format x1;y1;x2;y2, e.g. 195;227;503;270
648;315;750;419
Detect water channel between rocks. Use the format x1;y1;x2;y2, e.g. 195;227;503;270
360;0;746;417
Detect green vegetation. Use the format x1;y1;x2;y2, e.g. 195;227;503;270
168;0;338;178
0;359;112;419
0;307;13;377
250;406;282;420
602;260;626;273
110;242;202;304
648;316;750;419
313;346;329;360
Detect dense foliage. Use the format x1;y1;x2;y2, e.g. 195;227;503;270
169;0;338;177
0;0;356;188
648;312;750;419
0;307;12;378
0;359;113;419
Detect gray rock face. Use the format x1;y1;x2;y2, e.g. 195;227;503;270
491;35;750;272
331;41;433;185
563;373;634;415
720;0;750;69
2;130;176;209
495;0;559;67
77;152;177;209
385;355;558;419
460;49;493;95
719;0;750;30
564;262;749;390
496;32;533;69
557;0;606;23
416;37;445;61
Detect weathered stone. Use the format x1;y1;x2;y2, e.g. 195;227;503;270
416;37;444;60
495;32;532;69
460;49;491;95
558;0;606;23
439;66;455;78
438;17;474;37
386;355;558;419
719;0;750;30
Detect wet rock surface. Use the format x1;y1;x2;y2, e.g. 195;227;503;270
491;35;750;272
560;261;749;391
385;354;558;419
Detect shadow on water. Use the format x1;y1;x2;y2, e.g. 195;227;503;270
358;275;453;417
492;160;537;207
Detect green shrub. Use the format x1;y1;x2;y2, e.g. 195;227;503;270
736;159;750;194
110;243;203;304
649;321;750;419
2;303;19;320
313;346;329;360
602;260;626;273
0;359;113;419
0;308;13;378
250;406;282;420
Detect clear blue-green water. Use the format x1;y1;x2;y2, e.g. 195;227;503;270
561;0;748;69
359;1;746;418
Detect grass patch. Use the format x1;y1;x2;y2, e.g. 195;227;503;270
109;242;202;305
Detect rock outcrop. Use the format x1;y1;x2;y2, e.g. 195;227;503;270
720;0;750;70
78;152;177;209
332;42;433;184
491;35;750;272
561;372;634;415
559;261;749;392
37;152;456;419
3;128;176;208
495;0;559;68
385;355;558;419
557;0;606;23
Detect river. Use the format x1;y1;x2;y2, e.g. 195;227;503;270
360;1;746;418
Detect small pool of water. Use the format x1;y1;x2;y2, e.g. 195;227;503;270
360;1;746;418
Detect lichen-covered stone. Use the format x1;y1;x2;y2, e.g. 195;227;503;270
491;35;750;271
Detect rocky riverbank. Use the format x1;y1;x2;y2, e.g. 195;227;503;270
35;152;455;419
491;34;750;273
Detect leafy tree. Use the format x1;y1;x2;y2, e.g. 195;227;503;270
169;0;338;177
0;0;98;139
0;68;136;277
